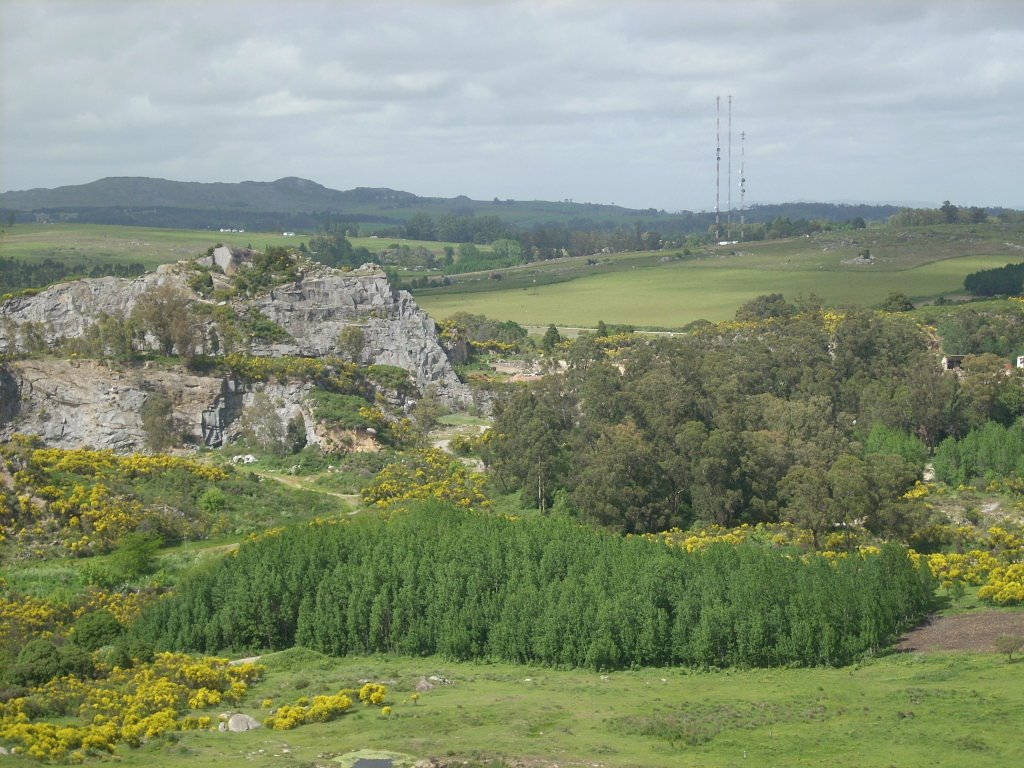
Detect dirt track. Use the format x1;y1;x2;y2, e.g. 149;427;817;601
895;610;1024;652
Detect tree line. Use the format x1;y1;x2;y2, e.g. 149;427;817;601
1;256;146;294
129;504;934;669
963;262;1024;297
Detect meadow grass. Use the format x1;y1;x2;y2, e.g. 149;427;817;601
415;223;1024;327
103;649;1024;768
350;235;487;258
417;252;1013;328
0;223;468;269
0;223;305;268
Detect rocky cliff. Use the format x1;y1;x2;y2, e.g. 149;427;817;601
0;357;323;452
0;270;183;344
0;261;469;402
0;259;473;451
0;358;224;451
249;269;467;405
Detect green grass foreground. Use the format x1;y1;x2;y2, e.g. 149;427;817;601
103;649;1023;768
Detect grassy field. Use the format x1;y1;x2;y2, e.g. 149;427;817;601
95;648;1024;768
412;223;1024;327
416;251;1014;328
4;221;1024;328
0;222;469;269
0;223;308;269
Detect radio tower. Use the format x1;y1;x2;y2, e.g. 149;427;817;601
715;96;721;242
727;95;733;241
740;131;747;242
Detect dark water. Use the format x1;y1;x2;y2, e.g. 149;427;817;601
351;760;394;768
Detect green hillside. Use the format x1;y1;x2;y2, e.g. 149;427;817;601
416;223;1024;327
0;176;904;233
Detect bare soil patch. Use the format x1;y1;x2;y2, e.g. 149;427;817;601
895;610;1024;652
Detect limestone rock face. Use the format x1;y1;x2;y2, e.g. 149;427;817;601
0;268;187;349
0;358;330;452
252;269;469;406
0;262;471;408
0;359;227;451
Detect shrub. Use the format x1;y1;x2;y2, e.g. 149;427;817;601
9;640;62;686
72;609;124;651
358;683;387;706
110;532;162;581
140;393;176;452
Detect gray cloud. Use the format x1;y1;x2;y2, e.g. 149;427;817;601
2;0;1022;209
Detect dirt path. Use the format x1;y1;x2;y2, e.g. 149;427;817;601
895;610;1024;652
255;471;360;505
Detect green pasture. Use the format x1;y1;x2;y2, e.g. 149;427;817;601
0;223;306;268
102;649;1023;768
417;253;1015;328
4;222;1023;328
0;223;469;269
416;224;1024;327
349;236;485;258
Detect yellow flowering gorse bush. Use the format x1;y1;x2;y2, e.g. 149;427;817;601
263;692;354;730
0;653;264;760
361;448;489;509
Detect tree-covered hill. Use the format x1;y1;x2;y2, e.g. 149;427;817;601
0;176;907;233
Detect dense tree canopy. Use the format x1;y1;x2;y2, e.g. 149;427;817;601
963;262;1024;297
483;306;1011;535
130;505;934;669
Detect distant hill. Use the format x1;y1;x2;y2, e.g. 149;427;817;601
0;176;904;234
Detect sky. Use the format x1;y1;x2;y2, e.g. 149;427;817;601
2;0;1023;211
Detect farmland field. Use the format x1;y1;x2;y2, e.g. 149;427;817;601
416;251;1015;328
411;223;1024;327
100;649;1024;768
3;221;1024;328
0;223;460;269
0;223;300;269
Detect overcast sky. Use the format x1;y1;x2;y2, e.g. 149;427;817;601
2;0;1022;210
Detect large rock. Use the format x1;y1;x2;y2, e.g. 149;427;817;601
251;268;468;406
0;268;187;347
0;261;471;408
218;713;261;733
0;359;228;451
0;358;331;452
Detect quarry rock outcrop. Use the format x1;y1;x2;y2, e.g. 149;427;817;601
249;267;469;406
0;358;335;452
0;260;473;450
0;268;188;346
0;358;226;451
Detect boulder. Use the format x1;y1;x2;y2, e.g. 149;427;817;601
219;713;261;732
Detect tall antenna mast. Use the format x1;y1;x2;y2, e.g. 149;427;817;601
715;96;721;242
727;94;733;241
740;131;747;242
